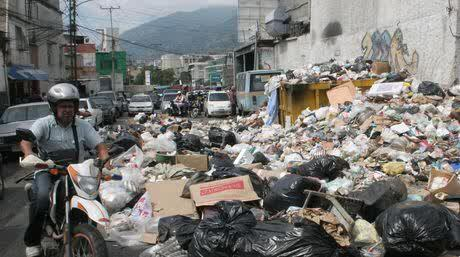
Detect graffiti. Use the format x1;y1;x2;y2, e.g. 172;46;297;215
362;28;419;74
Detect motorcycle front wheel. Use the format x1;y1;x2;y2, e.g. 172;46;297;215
69;224;108;257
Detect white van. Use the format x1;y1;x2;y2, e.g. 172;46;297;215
205;91;232;117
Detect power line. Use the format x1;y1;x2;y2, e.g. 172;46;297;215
76;24;182;55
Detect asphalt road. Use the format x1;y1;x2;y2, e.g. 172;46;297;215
0;114;149;257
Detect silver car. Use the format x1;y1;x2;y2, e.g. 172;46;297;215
0;102;51;153
128;94;154;115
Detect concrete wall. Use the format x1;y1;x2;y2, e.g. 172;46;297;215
274;0;460;86
238;0;279;42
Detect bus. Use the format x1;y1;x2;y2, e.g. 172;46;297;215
235;70;283;114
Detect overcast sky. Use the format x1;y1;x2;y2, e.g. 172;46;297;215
69;0;237;39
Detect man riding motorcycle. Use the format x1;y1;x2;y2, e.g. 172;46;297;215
20;83;109;257
173;91;186;115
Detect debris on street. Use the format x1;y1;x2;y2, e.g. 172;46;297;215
93;65;460;257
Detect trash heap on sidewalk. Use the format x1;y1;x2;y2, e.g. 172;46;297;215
96;70;460;257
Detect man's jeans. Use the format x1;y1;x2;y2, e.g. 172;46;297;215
24;172;57;246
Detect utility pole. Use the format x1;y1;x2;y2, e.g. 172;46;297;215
69;0;78;84
100;5;120;93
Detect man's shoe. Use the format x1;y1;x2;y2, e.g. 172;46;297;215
26;245;42;257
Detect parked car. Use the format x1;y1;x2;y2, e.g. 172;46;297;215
128;94;154;115
95;91;122;117
0;102;51;154
205;91;232;117
89;96;117;124
160;92;179;114
79;98;103;128
236;70;282;114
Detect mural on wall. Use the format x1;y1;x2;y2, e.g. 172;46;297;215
362;28;419;74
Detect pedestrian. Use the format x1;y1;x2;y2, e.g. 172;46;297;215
228;86;237;115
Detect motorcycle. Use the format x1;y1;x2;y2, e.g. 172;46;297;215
16;128;123;257
187;93;205;119
167;100;188;117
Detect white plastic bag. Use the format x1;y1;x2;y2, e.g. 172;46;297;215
141;132;155;143
112;145;144;169
130;192;153;232
144;132;177;152
99;181;135;214
120;168;145;193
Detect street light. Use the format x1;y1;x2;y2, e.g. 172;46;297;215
76;0;95;7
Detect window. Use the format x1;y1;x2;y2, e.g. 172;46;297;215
209;93;229;101
27;105;51;120
236;73;245;92
131;96;151;102
1;106;26;123
15;26;28;51
250;74;278;92
79;100;88;109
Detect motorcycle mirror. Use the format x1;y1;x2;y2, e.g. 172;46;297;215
16;128;36;143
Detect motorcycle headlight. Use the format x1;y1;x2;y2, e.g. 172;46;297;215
78;176;100;196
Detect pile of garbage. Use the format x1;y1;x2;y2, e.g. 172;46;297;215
95;73;460;257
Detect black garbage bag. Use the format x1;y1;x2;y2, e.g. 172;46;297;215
129;124;146;133
263;174;321;213
213;167;268;198
189;201;359;257
177;134;203;152
158;215;200;250
252;152;269;165
181;172;214;198
375;201;460;257
288;155;349;180
349;178;407;222
385;71;408;82
112;132;141;151
189;201;257;257
209;127;237;147
180;121;192;130
138;115;148;124
235;220;360;257
236;125;248;133
210;152;235;168
418;81;446;97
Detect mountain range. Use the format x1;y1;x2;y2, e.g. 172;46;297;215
120;6;239;60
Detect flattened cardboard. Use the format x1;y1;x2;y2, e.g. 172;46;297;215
142;233;158;245
146;180;198;217
190;175;260;207
176;154;209;171
327;82;356;106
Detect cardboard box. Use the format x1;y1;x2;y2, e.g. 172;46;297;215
371;61;391;75
145;180;198;217
190;175;260;207
327;81;356;106
367;82;404;97
142;233;158;245
176;154;209;171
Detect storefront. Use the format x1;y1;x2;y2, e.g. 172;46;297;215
7;65;48;105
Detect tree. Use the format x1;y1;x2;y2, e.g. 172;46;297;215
160;69;176;85
134;72;144;85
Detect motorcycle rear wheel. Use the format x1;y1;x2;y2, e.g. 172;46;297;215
69;224;108;257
